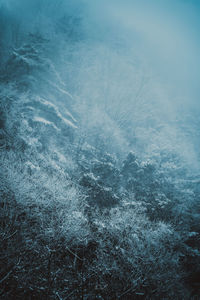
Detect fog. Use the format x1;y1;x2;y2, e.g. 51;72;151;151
1;2;200;298
1;0;200;169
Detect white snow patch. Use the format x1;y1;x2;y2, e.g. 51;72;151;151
34;116;59;130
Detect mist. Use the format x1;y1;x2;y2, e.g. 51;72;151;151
1;1;200;298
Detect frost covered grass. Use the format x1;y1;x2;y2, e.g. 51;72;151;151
0;0;200;299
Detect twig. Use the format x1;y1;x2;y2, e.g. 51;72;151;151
55;291;62;300
2;230;18;241
118;287;136;299
0;269;13;284
65;245;83;261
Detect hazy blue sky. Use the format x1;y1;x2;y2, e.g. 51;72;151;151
1;0;200;168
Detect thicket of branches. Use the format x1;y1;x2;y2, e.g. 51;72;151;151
0;139;200;299
0;7;200;299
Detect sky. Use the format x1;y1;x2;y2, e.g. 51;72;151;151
0;0;200;169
